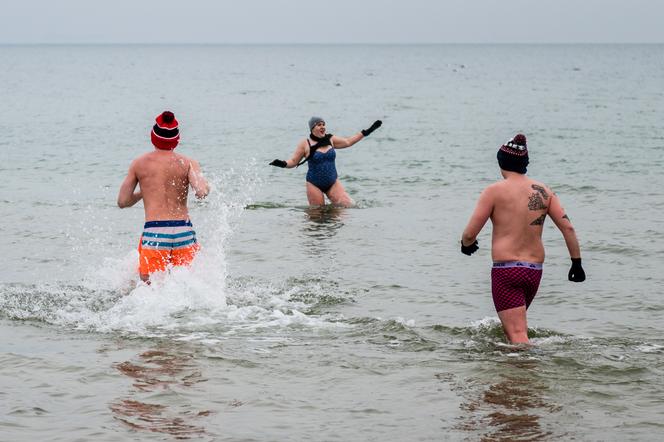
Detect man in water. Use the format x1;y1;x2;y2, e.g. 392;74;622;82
117;111;209;282
461;134;586;344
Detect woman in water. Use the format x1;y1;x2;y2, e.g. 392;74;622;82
269;116;382;207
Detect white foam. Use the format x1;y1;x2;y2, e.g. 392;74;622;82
470;316;502;329
530;335;572;346
635;343;664;354
394;317;416;327
40;164;349;338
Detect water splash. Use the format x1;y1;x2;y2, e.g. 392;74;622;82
1;162;349;338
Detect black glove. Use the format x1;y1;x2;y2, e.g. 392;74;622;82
269;159;287;168
361;120;382;137
568;258;586;282
461;240;479;256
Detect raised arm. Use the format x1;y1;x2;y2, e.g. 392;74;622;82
331;120;382;149
548;191;585;281
330;133;364;149
117;161;142;208
461;187;494;254
188;159;210;199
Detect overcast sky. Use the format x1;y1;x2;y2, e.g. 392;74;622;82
1;0;662;44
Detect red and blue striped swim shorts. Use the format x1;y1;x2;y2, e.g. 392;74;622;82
137;219;200;276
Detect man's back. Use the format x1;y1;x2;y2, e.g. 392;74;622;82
487;174;552;263
117;110;210;281
460;133;585;344
133;150;195;221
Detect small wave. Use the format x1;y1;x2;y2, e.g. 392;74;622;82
245;201;375;211
551;183;600;193
428;317;569;351
244;202;289;210
229;275;356;313
339;174;372;183
634;343;664;354
430;317;504;339
345;316;437;352
236;89;268;95
584;240;642;256
352;198;382;209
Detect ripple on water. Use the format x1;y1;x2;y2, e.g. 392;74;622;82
343;317;439;352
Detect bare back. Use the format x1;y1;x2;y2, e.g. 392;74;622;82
134;151;194;221
488;175;552;262
462;169;580;265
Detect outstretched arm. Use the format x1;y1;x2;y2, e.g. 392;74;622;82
331;120;382;149
331;133;364;149
270;140;306;168
117;162;142;208
462;187;494;247
188;160;210;199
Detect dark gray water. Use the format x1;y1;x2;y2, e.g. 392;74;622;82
1;45;663;441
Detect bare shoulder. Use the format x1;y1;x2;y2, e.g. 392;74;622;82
131;152;153;168
474;182;500;205
294;138;308;153
174;152;201;167
484;181;504;195
528;179;554;199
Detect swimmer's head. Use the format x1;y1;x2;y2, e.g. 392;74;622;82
497;133;529;174
151;111;180;150
308;116;325;133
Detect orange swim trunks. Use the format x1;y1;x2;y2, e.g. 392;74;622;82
137;220;200;276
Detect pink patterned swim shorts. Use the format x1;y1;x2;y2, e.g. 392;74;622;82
491;261;543;312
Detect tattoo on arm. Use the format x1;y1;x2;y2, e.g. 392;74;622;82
530;214;546;226
531;184;549;200
562;214;571;221
528;193;548;210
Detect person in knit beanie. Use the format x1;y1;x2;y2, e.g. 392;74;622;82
459;133;586;344
268;116;382;207
117;111;210;282
151;110;180;151
497;133;529;174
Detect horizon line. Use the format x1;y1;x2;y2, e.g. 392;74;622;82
1;41;663;46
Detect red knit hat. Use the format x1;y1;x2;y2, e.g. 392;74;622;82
151;111;180;150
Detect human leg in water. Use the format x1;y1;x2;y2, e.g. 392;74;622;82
306;180;353;207
325;180;354;207
306;182;326;206
497;306;530;344
491;262;542;344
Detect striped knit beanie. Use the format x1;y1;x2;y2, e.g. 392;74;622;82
151;111;180;150
497;133;529;174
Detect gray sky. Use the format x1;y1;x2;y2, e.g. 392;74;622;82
1;0;662;44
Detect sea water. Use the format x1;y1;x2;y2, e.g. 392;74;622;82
1;44;663;441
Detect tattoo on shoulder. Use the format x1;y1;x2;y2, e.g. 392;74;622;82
530;214;546;226
531;184;549;200
562;214;571;221
528;192;548;211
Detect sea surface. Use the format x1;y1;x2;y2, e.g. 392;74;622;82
1;44;663;441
